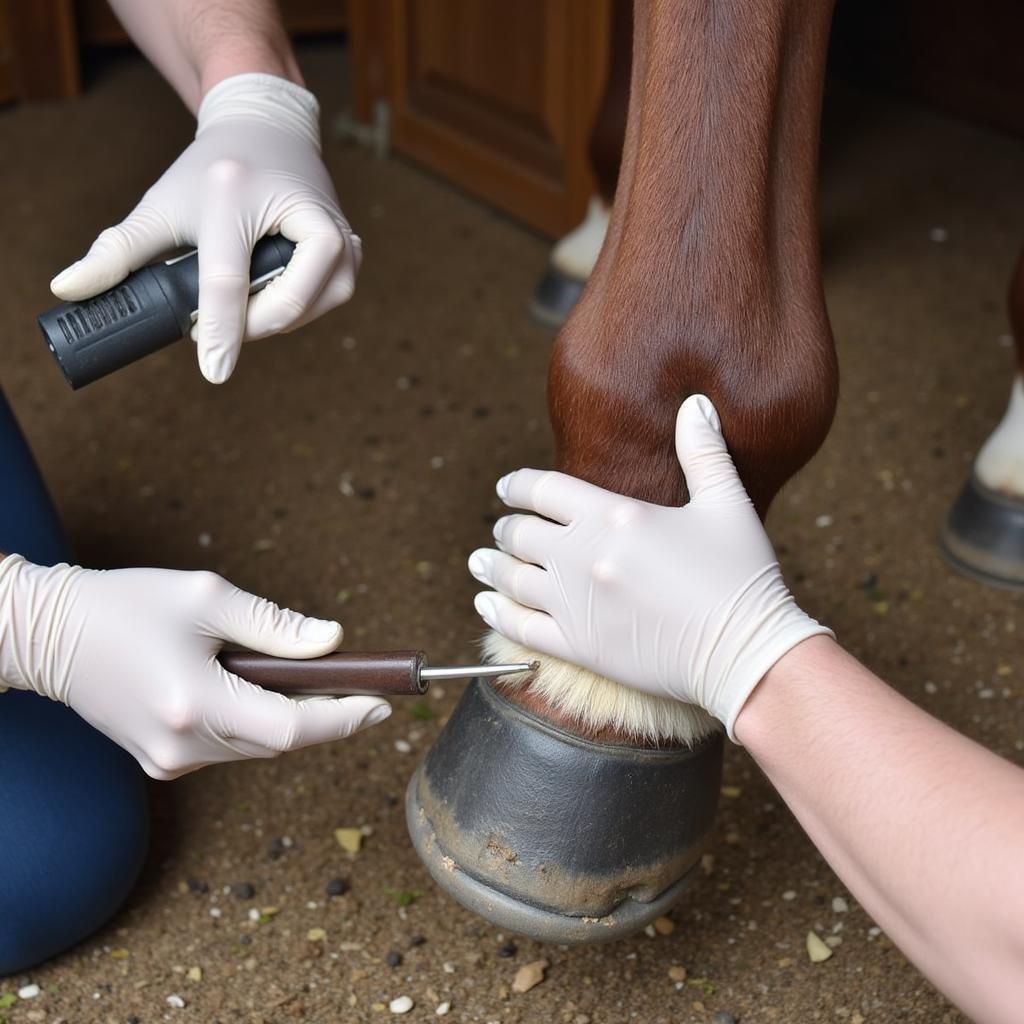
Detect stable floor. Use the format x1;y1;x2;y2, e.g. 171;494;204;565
2;40;1022;1024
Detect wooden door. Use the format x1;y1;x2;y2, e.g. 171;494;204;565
0;0;78;101
352;0;611;238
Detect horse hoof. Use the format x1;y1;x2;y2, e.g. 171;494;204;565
405;679;723;944
940;475;1024;590
528;263;587;329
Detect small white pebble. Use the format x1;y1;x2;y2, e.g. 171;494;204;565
430;456;445;469
979;688;995;699
18;984;40;999
360;824;374;836
248;908;260;921
924;681;937;694
436;1002;451;1016
868;926;882;938
394;739;412;754
209;907;222;918
166;994;186;1009
782;890;797;901
389;995;414;1014
825;935;843;948
306;900;319;910
815;514;833;528
643;924;656;938
197;532;212;548
832;897;849;913
281;835;293;847
442;961;456;973
928;226;949;243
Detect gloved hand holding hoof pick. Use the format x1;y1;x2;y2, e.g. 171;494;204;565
0;558;391;780
470;395;1024;1024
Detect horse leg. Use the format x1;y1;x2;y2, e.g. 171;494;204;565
529;0;631;328
409;0;838;943
942;246;1024;587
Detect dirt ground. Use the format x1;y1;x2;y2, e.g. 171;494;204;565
2;39;1022;1024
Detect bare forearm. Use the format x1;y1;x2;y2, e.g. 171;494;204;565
735;636;1024;1023
107;0;302;111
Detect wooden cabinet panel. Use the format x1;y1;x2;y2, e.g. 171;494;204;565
1;0;79;100
381;0;610;237
0;1;14;103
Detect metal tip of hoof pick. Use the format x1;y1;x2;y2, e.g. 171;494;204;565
420;661;538;681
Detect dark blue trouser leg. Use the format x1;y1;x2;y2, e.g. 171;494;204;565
0;389;148;975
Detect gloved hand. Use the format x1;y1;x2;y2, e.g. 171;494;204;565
50;73;360;384
0;556;390;779
467;395;832;740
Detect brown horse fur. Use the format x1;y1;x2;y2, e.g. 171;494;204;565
489;0;840;745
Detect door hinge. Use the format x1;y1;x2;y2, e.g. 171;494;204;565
333;100;391;159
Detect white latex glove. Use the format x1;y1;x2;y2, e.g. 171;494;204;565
50;73;360;384
467;395;833;740
0;556;390;779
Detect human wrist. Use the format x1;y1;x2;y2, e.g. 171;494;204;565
198;42;304;100
710;566;834;741
196;71;321;150
732;633;839;749
0;556;83;699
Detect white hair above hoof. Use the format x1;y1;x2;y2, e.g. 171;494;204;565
480;632;718;746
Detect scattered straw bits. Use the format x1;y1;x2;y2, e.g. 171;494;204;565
334;827;363;853
806;930;833;963
511;959;549;994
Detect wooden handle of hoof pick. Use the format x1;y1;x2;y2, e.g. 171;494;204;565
217;649;428;697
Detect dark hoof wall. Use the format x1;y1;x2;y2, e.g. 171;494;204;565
941;475;1024;590
528;263;588;329
406;680;723;944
